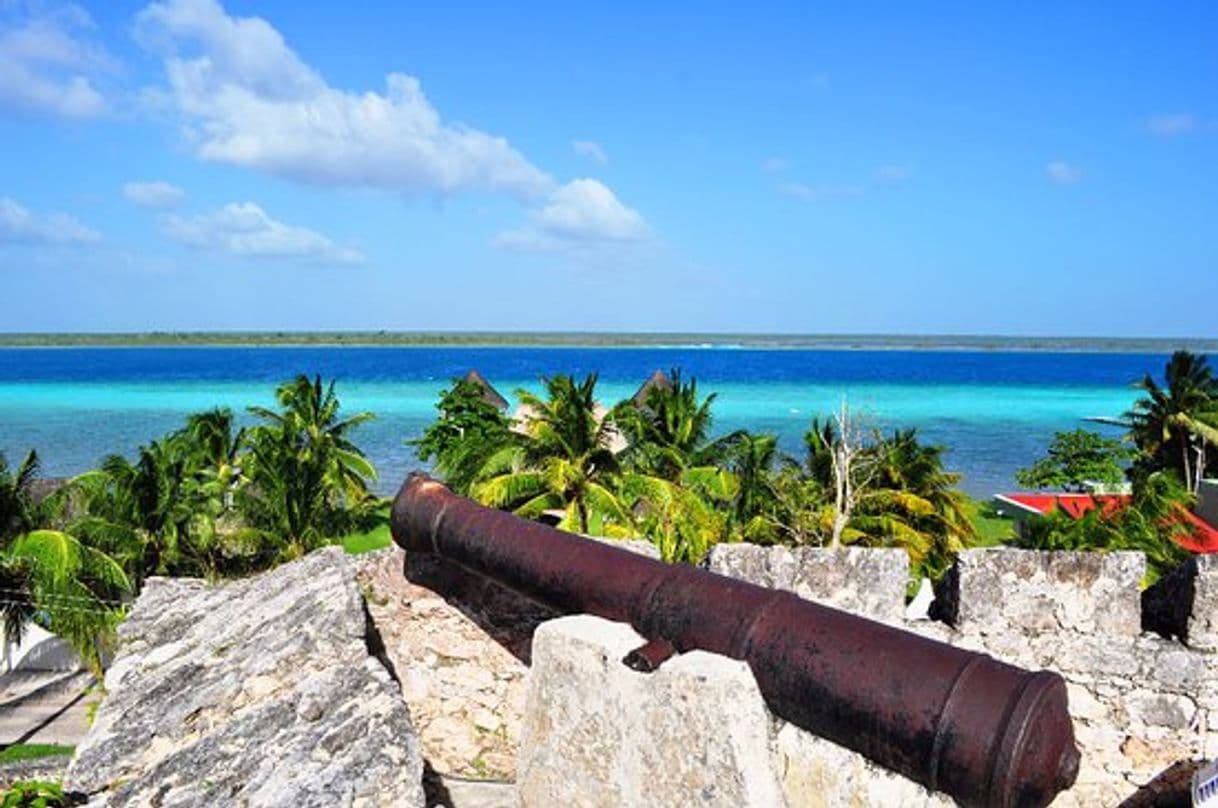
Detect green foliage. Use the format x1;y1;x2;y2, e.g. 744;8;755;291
472;373;634;536
1015;429;1135;491
0;780;80;808
340;503;392;554
1015;471;1191;583
411;379;514;495
0;452;129;675
237;375;378;561
1126;350;1218;491
416;369;979;574
0;745;74;765
967;498;1015;546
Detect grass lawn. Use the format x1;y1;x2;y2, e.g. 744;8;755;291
967;496;1016;547
340;502;393;555
0;744;74;765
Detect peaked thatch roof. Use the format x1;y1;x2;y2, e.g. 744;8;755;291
461;369;509;410
632;369;673;407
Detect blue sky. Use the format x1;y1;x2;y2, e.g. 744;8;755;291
0;1;1214;336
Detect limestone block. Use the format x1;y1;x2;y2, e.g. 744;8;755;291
951;549;1143;638
702;542;796;591
66;548;424;808
516;615;786;808
704;545;908;623
773;722;952;808
1124;690;1197;731
1190;554;1218;651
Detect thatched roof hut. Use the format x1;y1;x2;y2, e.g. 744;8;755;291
462;369;509;411
632;369;673;408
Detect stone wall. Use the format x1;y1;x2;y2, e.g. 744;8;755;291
520;545;1217;806
65;548;425;808
708;544;1218;805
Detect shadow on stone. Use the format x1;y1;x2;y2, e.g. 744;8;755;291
402;553;557;665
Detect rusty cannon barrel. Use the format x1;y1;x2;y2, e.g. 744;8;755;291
391;473;1080;807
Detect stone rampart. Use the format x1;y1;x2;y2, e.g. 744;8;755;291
520;545;1218;806
709;545;1218;805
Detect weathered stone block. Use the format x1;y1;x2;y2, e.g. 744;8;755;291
704;545;908;623
773;723;951;808
517;615;785;807
66;548;424;808
1189;554;1218;651
949;549;1143;638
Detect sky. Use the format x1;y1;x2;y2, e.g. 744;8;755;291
0;0;1215;336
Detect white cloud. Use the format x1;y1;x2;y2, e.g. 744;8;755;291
123;180;186;209
135;0;553;198
760;157;788;174
0;2;113;118
161;202;363;264
495;179;648;253
1045;161;1082;185
875;163;914;182
777;181;864;201
1147;113;1196;137
0;197;101;244
572;140;607;164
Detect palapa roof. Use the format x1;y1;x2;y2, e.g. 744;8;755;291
461;369;509;410
632;369;673;408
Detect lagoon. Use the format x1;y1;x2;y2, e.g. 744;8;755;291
0;346;1161;498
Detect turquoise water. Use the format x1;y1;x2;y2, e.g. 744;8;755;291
0;347;1154;498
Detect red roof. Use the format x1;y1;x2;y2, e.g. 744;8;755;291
1173;510;1218;554
997;493;1130;519
996;492;1218;554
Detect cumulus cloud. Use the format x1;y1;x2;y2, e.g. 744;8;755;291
161;202;363;264
123;180;186;209
495;179;649;253
0;2;114;118
1147;113;1196;137
1045;161;1082;185
134;0;553;198
572;140;607;164
0;197;101;244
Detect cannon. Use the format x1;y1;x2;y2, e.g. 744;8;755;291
391;473;1080;808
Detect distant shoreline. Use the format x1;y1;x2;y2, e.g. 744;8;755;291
0;331;1214;353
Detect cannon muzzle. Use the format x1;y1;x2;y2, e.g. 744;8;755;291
391;473;1080;807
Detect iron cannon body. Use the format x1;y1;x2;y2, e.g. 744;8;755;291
391;473;1080;807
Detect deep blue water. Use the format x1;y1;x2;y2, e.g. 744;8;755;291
0;347;1162;498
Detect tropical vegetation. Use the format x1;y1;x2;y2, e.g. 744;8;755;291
1015;350;1218;580
1015;428;1135;492
417;369;980;578
1;375;379;669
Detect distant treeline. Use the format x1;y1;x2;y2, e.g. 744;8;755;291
2;331;1217;352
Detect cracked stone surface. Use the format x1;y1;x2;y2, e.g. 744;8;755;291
65;547;424;808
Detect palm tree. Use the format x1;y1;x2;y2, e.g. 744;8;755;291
0;451;129;674
722;431;781;537
472;374;633;535
238;375;378;558
412;378;515;495
73;439;211;581
614;369;734;480
1127;350;1218;493
860;429;977;579
788;420;976;578
181;408;245;506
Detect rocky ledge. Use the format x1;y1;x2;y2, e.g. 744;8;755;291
65;547;424;808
